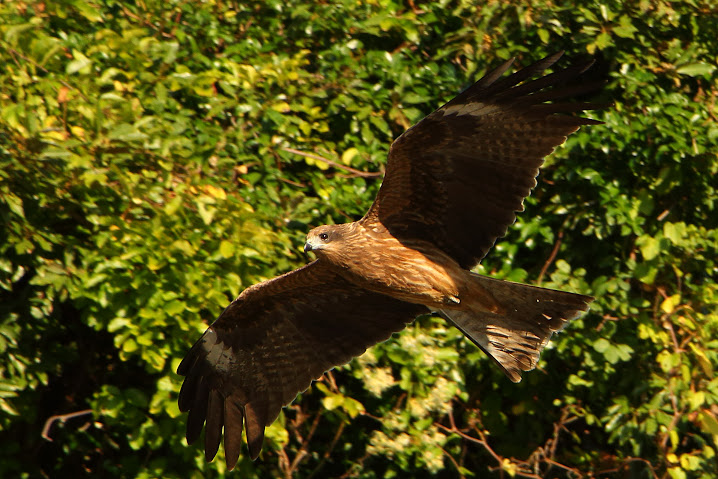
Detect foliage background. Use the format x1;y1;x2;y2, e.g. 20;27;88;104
1;0;717;477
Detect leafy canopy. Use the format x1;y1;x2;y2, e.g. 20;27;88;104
1;0;716;478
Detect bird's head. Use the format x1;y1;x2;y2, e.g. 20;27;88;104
304;224;340;256
304;223;358;259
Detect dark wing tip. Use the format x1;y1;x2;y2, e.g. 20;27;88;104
244;401;268;461
204;390;224;462
176;348;196;376
224;398;245;470
484;50;566;94
437;51;605;125
474;56;516;89
185;378;209;446
179;363;251;469
177;325;249;467
583;294;597;305
177;368;198;413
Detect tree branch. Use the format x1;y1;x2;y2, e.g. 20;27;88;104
41;409;93;442
281;148;383;178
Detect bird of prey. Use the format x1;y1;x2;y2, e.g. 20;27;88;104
177;51;602;469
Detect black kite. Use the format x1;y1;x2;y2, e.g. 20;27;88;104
177;51;602;468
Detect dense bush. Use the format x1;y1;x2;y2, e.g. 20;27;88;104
1;0;716;477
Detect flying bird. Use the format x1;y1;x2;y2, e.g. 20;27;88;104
177;51;602;469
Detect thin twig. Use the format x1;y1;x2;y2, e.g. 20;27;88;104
281;147;383;178
537;229;563;285
278;176;307;188
543;458;583;477
284;410;323;478
41;409;93;441
306;421;346;479
338;451;370;479
438;407;581;479
438;444;466;479
614;457;659;479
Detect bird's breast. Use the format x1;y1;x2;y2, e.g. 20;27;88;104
326;232;468;309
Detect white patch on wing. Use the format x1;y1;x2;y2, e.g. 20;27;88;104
206;340;223;364
201;327;235;373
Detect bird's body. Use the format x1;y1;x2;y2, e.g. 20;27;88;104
177;51;604;468
306;222;475;311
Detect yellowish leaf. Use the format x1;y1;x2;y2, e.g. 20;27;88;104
661;294;681;314
341;147;359;165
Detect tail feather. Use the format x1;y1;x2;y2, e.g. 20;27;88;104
442;273;593;382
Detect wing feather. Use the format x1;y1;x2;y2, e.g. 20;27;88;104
205;390;224;461
361;52;605;269
177;260;427;468
223;398;244;467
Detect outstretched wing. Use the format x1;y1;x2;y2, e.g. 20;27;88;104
176;260;427;468
360;51;604;269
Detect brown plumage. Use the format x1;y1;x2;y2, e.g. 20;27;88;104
177;51;603;468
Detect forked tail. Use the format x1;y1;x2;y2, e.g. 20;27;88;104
441;273;593;382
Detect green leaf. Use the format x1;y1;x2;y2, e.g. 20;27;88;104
321;393;344;411
676;62;716;77
698;411;718;436
165;300;186;316
537;28;549;44
70;0;103;22
219;240;235;258
342;396;365;418
612;16;637;39
66;49;92;74
107;123;149;142
593;338;611;353
3;193;25;218
122;338;138;353
637;235;660;260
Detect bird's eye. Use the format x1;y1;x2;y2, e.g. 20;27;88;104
319;233;329;241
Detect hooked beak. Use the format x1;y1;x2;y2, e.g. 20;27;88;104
303;242;312;253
